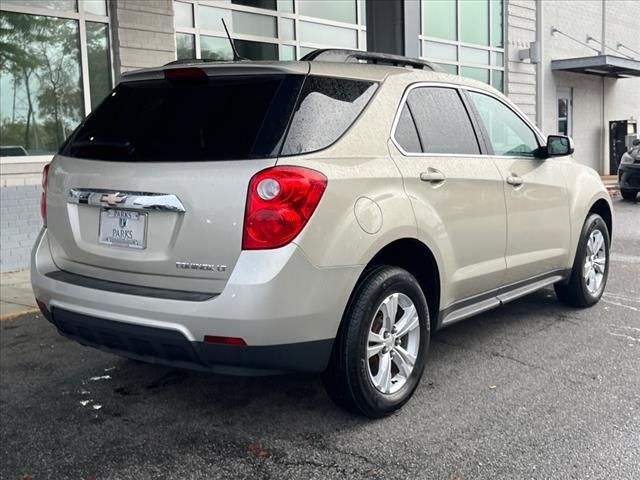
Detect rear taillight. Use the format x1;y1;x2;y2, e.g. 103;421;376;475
40;163;50;226
242;166;327;250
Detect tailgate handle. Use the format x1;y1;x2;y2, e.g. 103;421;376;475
68;189;186;213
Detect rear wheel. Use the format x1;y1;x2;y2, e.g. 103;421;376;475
620;188;638;201
555;213;610;308
323;266;430;418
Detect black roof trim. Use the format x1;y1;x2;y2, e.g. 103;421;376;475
301;49;445;73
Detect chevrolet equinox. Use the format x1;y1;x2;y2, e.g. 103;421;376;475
32;49;613;417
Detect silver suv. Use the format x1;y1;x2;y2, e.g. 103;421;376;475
32;50;612;417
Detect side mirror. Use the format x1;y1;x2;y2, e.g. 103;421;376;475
537;135;574;158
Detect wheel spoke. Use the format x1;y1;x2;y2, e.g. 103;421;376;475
593;259;605;274
592;232;604;254
381;294;399;331
394;305;419;338
367;343;384;359
373;353;392;393
393;346;416;379
588;269;597;289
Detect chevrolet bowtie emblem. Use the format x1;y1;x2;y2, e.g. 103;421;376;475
101;192;127;206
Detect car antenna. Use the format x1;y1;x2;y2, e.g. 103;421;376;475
221;18;247;61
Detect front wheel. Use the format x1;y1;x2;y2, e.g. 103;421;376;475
555;213;610;308
323;266;430;418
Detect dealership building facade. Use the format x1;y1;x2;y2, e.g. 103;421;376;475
1;0;639;272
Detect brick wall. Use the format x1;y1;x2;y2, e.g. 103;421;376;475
1;185;42;272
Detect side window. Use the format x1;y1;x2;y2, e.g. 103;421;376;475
394;105;422;153
281;76;377;156
406;87;480;155
468;91;539;157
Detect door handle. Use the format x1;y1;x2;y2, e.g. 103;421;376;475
420;170;446;183
506;175;524;187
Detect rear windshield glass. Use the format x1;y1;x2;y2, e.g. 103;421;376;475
61;73;377;162
61;75;304;162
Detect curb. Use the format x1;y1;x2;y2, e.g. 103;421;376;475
0;307;39;322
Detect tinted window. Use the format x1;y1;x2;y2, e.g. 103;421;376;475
62;75;304;161
469;91;539;157
281;76;377;156
406;87;480;155
394;105;422;153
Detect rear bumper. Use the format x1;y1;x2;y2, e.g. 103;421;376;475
32;229;362;374
42;306;332;374
618;163;640;190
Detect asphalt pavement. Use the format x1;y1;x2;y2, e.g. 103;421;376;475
1;198;638;480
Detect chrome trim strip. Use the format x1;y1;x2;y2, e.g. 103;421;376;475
68;188;186;213
439;269;571;328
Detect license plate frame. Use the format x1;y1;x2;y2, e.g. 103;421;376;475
98;208;147;250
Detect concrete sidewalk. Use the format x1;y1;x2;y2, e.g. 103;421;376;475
0;269;37;321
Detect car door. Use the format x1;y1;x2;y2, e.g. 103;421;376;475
465;90;571;286
388;84;507;313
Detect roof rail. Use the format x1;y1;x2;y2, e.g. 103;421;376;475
300;49;445;73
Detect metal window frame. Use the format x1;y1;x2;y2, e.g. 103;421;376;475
389;81;545;159
0;1;114;162
418;0;505;90
173;0;367;61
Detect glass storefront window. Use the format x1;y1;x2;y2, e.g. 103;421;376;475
86;21;112;109
175;1;365;63
298;0;357;24
420;0;504;91
460;0;489;46
435;63;458;75
1;0;77;12
176;32;195;59
174;1;193;28
201;35;232;60
460;46;489;65
491;0;503;47
491;70;504;92
423;41;457;62
299;21;357;48
233;10;277;37
199;5;231;31
461;66;489;84
83;0;107;16
279;17;295;41
277;0;293;14
0;11;83;155
235;39;278;60
280;45;295;61
423;0;456;41
232;0;276;11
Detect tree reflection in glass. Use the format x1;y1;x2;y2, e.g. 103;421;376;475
0;11;83;155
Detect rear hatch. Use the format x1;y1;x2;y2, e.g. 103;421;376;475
46;64;307;294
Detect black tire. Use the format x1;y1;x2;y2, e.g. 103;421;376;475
323;266;430;418
555;213;610;308
620;189;638;201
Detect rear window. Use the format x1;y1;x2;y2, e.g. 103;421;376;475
61;73;377;162
281;76;377;156
61;75;303;162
